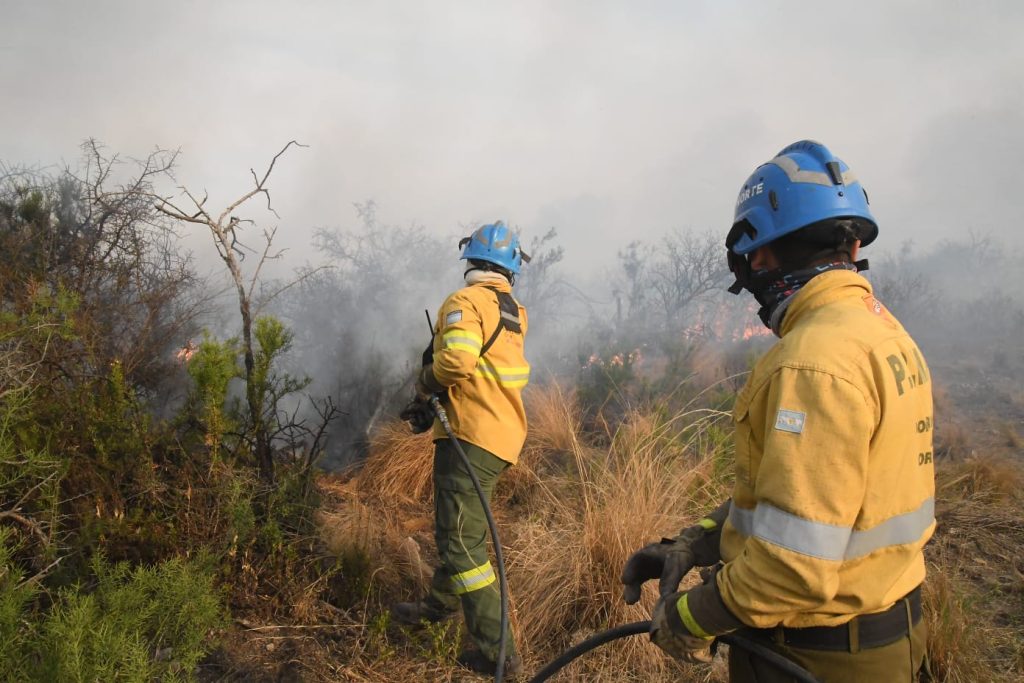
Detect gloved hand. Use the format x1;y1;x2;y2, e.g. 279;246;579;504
650;592;714;664
621;527;700;605
620;540;670;605
399;398;434;434
416;364;445;399
621;500;730;604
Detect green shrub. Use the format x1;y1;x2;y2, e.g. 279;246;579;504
576;346;642;430
0;540;225;682
222;472;258;551
38;553;226;682
0;528;38;682
186;334;242;460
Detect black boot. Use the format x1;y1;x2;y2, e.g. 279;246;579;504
390;600;454;625
456;649;523;677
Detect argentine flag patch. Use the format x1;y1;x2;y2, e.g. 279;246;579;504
775;409;806;434
446;310;463;325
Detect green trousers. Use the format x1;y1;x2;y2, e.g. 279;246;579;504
728;613;929;682
425;438;514;662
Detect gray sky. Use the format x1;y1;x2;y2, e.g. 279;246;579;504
3;0;1023;271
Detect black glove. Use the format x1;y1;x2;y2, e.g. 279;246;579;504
621;526;702;604
400;398;434;434
621;540;672;605
621;500;731;604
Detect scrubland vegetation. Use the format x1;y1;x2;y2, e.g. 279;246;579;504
1;144;1022;681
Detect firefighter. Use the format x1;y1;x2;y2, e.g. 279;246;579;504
394;221;530;677
621;140;935;682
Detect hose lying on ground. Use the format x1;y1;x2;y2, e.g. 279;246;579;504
527;620;821;683
429;396;510;683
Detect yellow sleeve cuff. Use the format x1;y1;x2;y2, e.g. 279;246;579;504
676;593;714;640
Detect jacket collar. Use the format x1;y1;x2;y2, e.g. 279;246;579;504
778;269;872;337
465;270;512;292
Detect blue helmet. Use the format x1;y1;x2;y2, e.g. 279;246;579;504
459;221;526;274
728;140;878;257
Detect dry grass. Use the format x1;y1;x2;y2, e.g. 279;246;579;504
932;382;972;459
937;453;1024;504
211;378;1024;682
506;393;731;681
936;420;973;459
1001;421;1023;449
922;569;990;683
522;381;585;457
355;421;435;506
927;454;1024;682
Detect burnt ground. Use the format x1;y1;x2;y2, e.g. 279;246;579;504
929;351;1024;461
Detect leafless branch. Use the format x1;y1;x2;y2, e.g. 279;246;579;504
254;265;331;317
0;510;48;547
218;139;307;223
18;556;63;589
248;227;284;302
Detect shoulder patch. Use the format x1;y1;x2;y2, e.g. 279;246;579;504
863;294;897;327
775;409;806;434
445;310;463;326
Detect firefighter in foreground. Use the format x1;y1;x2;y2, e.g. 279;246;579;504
394;221;530;677
622;140;935;681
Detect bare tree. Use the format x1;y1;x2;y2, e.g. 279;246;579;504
1;141;206;396
152;141;316;485
870;241;939;325
612;229;727;337
513;227;593;324
648;230;728;331
614;241;652;327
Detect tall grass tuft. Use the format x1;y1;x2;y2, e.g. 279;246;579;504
357;422;435;507
506;385;732;679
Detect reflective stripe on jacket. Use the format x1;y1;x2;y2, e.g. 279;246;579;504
429;279;529;464
717;269;935;629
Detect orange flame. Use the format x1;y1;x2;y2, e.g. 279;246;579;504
176;341;197;363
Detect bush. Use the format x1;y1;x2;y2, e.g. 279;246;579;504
0;550;225;682
0;528;38;681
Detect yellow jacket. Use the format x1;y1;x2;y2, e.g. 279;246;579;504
427;279;530;464
691;270;935;631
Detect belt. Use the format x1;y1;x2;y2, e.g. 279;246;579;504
742;585;922;652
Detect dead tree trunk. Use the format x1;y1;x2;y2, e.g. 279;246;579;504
152;141;306;486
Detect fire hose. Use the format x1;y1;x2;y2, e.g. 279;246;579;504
528;620;821;683
428;395;511;683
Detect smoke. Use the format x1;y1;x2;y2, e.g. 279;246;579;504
264;206;762;467
867;232;1024;361
262;197;1024;469
4;2;1024;271
5;2;1024;468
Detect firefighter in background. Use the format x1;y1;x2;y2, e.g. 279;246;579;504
621;140;935;681
395;221;530;677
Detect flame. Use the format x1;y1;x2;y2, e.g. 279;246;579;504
583;348;644;369
666;301;774;344
176;341;197;363
741;325;772;341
